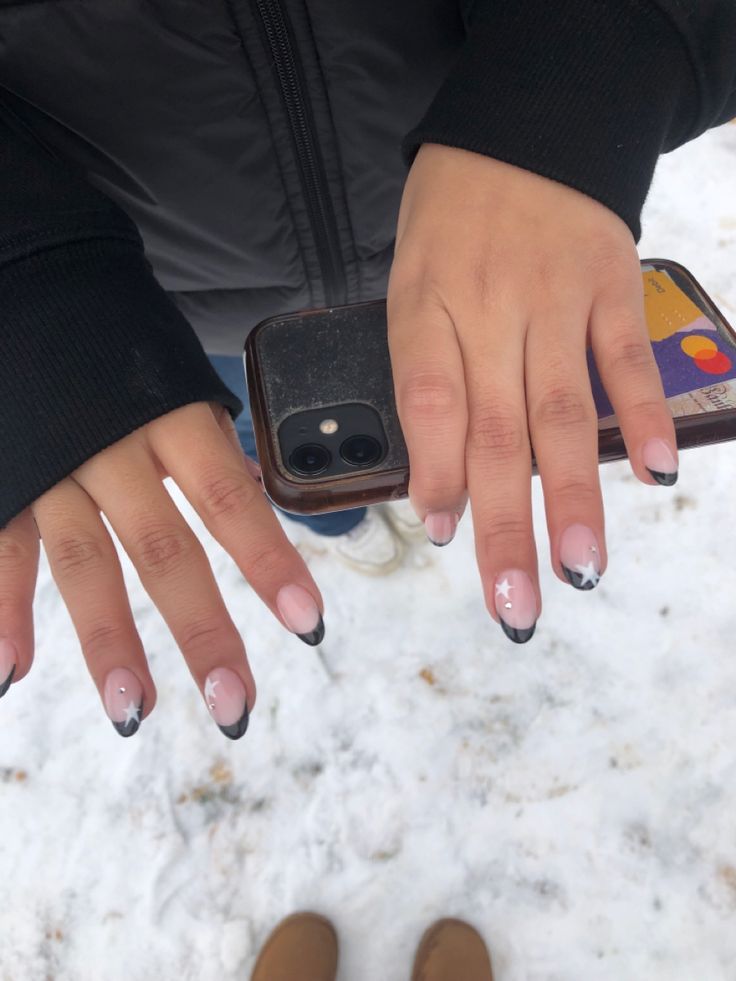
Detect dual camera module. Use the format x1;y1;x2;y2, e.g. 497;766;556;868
289;434;382;476
279;403;387;480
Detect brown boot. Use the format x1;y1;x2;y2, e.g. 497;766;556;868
250;912;338;981
410;918;494;981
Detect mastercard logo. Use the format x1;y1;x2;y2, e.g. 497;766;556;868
680;334;733;375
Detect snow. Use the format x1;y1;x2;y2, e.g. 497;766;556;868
1;122;736;981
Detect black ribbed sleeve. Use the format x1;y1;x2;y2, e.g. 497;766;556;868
0;109;243;531
401;0;736;241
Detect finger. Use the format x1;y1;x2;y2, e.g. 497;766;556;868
387;276;468;546
31;476;157;736
72;438;256;740
460;304;540;643
590;276;678;486
147;403;325;645
211;401;265;488
526;310;607;591
210;403;266;494
0;508;40;696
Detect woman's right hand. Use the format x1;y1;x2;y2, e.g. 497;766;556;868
0;401;325;739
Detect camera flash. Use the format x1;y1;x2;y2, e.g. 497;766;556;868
319;418;339;435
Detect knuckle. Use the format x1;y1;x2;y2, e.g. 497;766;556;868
0;534;30;569
49;533;105;579
549;477;599;509
132;523;193;577
80;620;128;660
400;370;461;420
467;403;525;459
531;386;591;430
624;397;670;425
178;615;230;657
198;471;260;522
605;336;654;376
478;516;530;556
243;539;288;582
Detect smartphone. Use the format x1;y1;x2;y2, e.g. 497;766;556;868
244;258;736;515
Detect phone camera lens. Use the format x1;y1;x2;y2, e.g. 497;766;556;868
289;443;331;476
339;434;383;468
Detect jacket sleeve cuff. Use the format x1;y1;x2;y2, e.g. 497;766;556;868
401;0;699;241
1;238;244;529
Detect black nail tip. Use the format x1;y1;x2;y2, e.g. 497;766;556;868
0;663;16;699
500;619;537;644
111;699;143;737
647;468;678;487
218;705;250;740
112;718;141;738
298;614;325;647
428;537;452;548
561;565;599;591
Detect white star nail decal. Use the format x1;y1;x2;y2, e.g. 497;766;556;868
122;700;140;728
574;560;600;587
204;676;220;704
495;578;513;600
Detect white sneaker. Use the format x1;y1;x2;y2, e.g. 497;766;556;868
379;498;427;543
329;506;404;575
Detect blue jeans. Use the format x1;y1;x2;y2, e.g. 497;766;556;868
207;353;367;536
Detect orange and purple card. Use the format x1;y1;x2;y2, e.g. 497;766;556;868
588;267;736;425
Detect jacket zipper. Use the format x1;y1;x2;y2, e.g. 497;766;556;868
253;0;347;308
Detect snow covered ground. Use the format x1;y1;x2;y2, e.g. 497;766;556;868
1;123;736;981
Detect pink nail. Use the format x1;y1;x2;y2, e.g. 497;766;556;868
424;511;458;546
276;584;324;646
204;667;249;740
494;570;538;643
559;524;602;590
0;638;17;697
642;438;678;486
103;668;144;737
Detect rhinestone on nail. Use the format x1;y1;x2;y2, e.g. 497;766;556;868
118;686;126;693
504;601;512;609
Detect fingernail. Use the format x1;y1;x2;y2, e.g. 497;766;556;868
560;524;602;590
494;570;537;644
424;511;458;547
642;438;678;486
103;668;144;737
0;639;17;698
204;667;249;740
276;584;325;646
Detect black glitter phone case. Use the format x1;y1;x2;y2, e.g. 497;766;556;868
244;260;736;515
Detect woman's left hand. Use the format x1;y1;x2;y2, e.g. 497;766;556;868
386;143;677;641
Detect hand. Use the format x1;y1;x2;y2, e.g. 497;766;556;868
387;144;677;641
0;401;325;737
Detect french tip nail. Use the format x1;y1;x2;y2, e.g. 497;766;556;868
500;619;536;644
298;614;325;647
646;467;678;487
424;512;458;547
110;699;143;738
561;564;600;591
112;718;141;738
217;705;250;740
0;663;16;699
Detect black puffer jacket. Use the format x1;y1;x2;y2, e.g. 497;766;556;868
1;0;735;529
